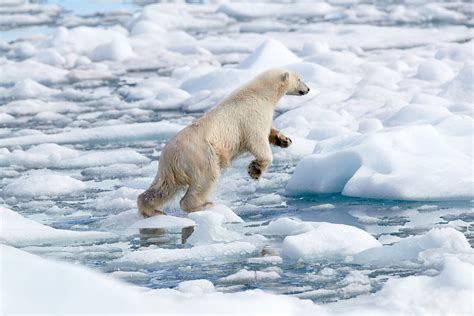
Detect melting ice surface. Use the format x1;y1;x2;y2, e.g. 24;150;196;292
0;0;473;314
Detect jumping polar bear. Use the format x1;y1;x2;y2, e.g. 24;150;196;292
138;68;310;217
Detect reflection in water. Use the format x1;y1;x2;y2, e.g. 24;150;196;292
139;226;195;246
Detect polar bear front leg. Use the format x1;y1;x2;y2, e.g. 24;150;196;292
269;128;292;148
248;137;273;180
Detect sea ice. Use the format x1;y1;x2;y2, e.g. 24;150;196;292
3;172;86;198
283;223;381;262
218;269;281;284
0;121;183;147
0;206;112;247
352;227;473;267
1;244;321;315
111;241;258;268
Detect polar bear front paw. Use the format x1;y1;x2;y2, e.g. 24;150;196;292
248;160;263;180
276;134;292;148
269;130;292;148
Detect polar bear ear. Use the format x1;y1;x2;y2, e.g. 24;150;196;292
281;72;290;82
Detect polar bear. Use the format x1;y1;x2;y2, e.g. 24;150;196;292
138;68;310;217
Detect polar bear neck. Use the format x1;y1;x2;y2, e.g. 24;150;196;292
225;77;287;107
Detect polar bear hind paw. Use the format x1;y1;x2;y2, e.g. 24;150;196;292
248;160;263;180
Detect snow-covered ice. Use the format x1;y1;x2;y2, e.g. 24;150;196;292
0;206;112;247
1;0;473;314
282;222;381;261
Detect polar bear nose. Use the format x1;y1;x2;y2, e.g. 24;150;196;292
299;88;310;95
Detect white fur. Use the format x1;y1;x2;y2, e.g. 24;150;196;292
137;68;309;216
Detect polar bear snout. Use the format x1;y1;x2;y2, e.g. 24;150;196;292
286;73;310;96
299;88;309;95
298;81;310;95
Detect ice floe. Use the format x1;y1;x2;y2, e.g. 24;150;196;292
2;244;320;315
0;121;183;147
282;222;381;262
0;206;112;247
111;241;258;268
352;227;473;267
3;172;86;198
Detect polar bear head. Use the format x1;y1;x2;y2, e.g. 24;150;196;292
253;68;310;98
281;71;310;96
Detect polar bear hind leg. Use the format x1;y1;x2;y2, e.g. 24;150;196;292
180;169;218;213
137;181;181;217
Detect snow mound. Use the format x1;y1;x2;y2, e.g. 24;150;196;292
90;38;136;62
3;172;86;198
180;68;253;95
238;39;301;71
283;222;381;262
287;125;473;201
180;40;301;95
441;65;474;103
100;209;143;232
264;217;313;236
414;59;454;82
352;227;472;267
0;206;112;247
186;211;243;246
8;79;57;99
289;151;361;194
204;204;244;223
384;104;451;127
176;279;215;295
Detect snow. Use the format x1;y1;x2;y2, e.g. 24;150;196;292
0;206;112;247
90;38;136;62
1;0;473;314
126;215;195;232
237;39;301;71
352;227;473;267
282;223;381;262
0;59;69;85
218;269;281;284
3;172;86;198
112;241;258;267
330;257;474;315
414;59;455;82
217;2;335;19
204;204;244;223
0;143;149;168
176;279;215;295
441;65;474;103
1;244;321;315
186;211;243;246
264;217;313;236
0;121;183;147
5;79;58;99
3;237;472;315
287;125;473;201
